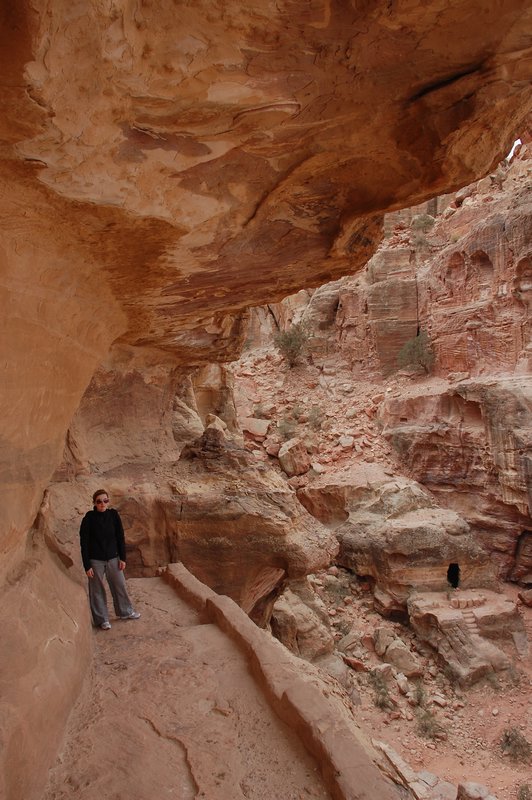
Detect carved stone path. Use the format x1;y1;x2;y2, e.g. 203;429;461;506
43;570;405;800
43;577;332;800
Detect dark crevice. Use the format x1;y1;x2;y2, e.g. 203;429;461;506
447;563;460;589
266;304;281;331
409;63;484;102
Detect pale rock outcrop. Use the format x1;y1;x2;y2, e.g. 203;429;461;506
270;581;355;688
407;589;525;684
381;640;422;678
374;629;423;678
457;783;497;800
298;464;493;615
176;433;337;623
271;582;335;661
241;416;271;441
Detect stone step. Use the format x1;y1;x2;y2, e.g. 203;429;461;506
462;610;481;635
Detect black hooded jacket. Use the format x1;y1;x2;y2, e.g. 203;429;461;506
80;507;126;571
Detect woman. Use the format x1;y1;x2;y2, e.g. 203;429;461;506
80;489;141;630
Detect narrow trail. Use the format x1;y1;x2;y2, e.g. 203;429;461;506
43;577;332;800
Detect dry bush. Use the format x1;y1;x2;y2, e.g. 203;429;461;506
415;708;446;740
308;404;325;431
273;322;310;367
500;728;531;763
278;417;297;441
368;670;395;711
412;680;427;707
397;330;435;374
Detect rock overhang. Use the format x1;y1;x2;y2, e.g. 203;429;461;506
4;1;532;354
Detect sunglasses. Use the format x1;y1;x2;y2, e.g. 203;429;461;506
95;498;109;505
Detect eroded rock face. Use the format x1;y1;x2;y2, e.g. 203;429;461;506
44;354;338;619
271;580;335;661
380;376;532;577
3;1;532;562
277;146;532;579
298;464;493;615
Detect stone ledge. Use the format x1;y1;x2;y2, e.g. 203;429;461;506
161;562;406;800
160;562;215;621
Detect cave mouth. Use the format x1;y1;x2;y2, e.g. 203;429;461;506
447;562;460;588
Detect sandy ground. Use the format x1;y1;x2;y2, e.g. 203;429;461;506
43;578;331;800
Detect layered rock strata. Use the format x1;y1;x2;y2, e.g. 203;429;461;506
246;145;532;581
380;376;532;578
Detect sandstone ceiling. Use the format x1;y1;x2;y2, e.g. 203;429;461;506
2;2;532;548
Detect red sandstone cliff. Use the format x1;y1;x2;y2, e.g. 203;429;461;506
2;3;532;798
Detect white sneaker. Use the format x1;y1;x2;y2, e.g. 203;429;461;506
120;611;140;620
100;621;112;630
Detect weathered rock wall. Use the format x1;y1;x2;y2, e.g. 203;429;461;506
264;146;532;578
380;377;532;577
2;2;532;797
43;349;338;620
3;0;532;562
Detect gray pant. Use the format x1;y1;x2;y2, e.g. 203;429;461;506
88;558;134;625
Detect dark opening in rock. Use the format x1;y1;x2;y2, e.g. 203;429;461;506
447;562;460;588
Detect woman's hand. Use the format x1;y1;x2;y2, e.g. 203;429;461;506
118;560;126;571
86;568;94;578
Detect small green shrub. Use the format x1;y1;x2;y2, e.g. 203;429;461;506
416;708;445;740
368;670;394;710
411;213;435;233
412;680;427;707
273;322;311;367
500;727;531;763
278;417;297;441
518;784;531;800
308;404;325;431
397;329;435;374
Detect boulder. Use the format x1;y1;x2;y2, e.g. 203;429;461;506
278;438;311;477
457;783;498;800
382;640;423;678
241;417;271;440
271;584;334;661
518;588;532;607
